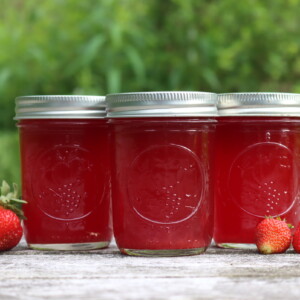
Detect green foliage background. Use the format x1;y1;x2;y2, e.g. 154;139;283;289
1;0;300;184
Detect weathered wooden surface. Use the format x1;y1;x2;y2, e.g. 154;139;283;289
1;240;300;300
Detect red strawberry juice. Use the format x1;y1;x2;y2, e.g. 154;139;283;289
214;93;300;248
107;92;217;256
15;96;112;250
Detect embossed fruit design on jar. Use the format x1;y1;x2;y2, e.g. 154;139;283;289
106;92;217;256
214;93;300;249
15;96;112;250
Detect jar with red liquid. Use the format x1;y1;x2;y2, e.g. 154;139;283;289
214;93;300;249
106;92;217;256
15;95;112;250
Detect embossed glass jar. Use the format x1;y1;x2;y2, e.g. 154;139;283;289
215;93;300;249
15;95;112;250
106;92;217;256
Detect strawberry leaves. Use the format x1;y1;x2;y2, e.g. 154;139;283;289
0;181;26;220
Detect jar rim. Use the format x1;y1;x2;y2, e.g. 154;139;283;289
218;93;300;116
14;95;106;119
106;91;218;117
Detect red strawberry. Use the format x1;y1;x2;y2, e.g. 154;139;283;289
255;217;292;254
292;225;300;253
0;208;23;250
0;181;26;251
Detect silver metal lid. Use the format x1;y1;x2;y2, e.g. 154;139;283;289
14;95;106;119
106;92;217;117
218;93;300;116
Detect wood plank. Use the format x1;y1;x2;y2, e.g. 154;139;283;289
1;241;300;300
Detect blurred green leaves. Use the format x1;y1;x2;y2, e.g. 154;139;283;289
0;131;20;186
0;0;299;121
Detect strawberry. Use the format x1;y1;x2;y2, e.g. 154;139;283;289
255;217;292;254
292;224;300;253
0;208;23;250
0;181;26;251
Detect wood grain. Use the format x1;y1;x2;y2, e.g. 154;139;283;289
1;240;300;300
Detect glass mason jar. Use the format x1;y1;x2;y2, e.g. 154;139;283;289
106;91;217;256
15;95;112;250
214;93;300;249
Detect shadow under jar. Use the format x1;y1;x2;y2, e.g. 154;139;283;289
106;91;217;256
15;95;112;250
214;93;300;249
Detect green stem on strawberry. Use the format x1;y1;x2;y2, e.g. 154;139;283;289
9;198;27;204
0;181;27;220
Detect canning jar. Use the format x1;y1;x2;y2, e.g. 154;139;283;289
15;95;112;250
214;93;300;249
106;91;217;256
